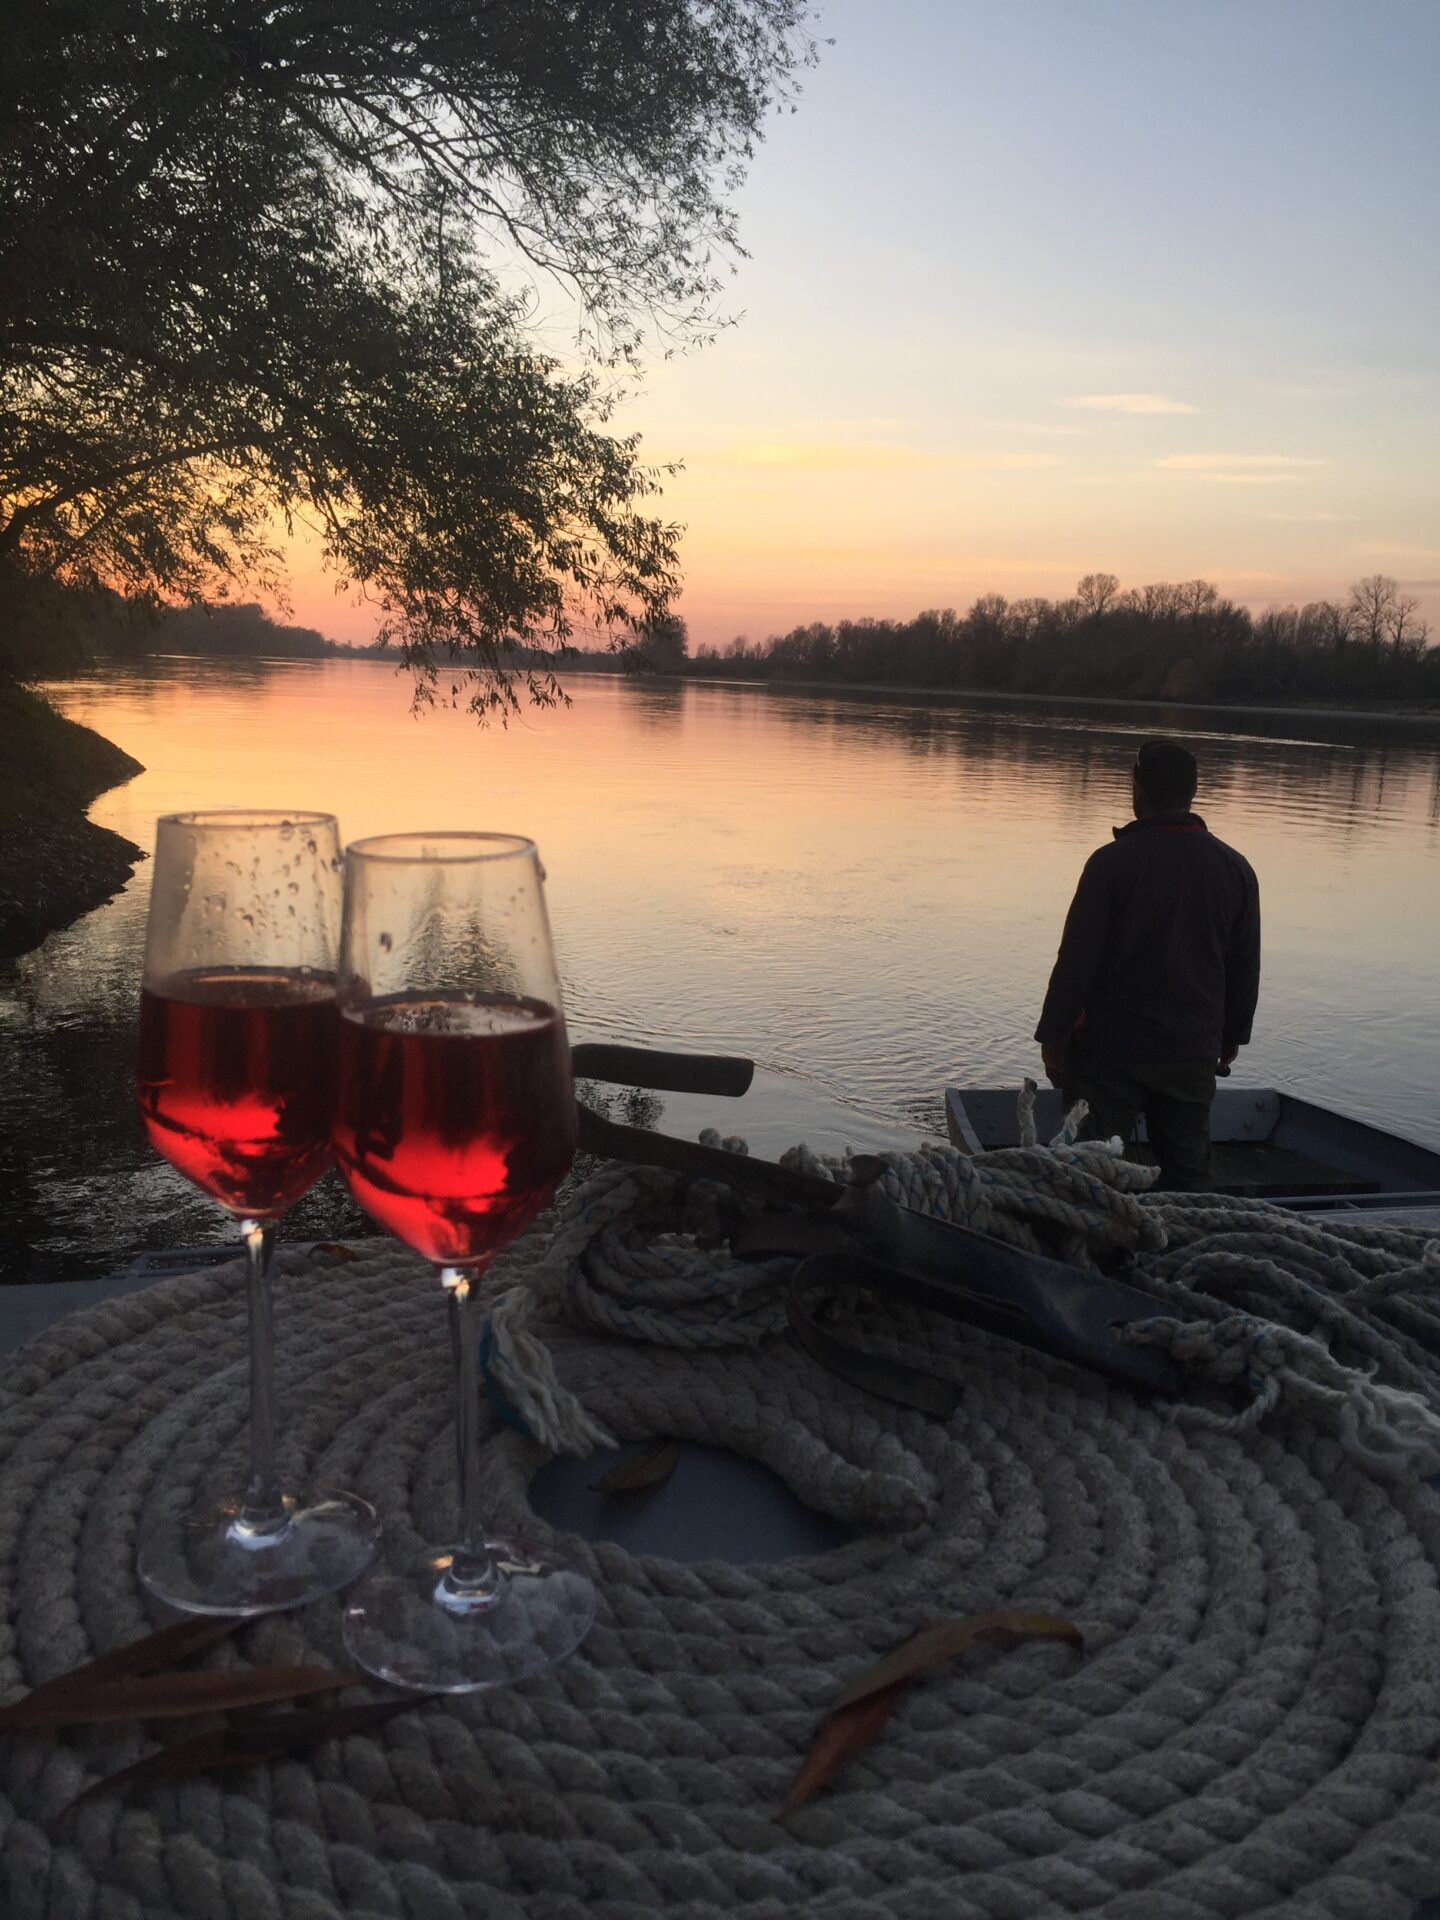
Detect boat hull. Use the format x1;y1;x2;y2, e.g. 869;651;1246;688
946;1086;1440;1206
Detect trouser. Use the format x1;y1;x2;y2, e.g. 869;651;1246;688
1060;1053;1217;1192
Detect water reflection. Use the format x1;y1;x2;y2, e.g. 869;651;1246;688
3;661;1438;1282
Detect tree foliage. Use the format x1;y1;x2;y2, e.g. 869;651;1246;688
0;0;815;708
631;611;690;673
690;575;1438;706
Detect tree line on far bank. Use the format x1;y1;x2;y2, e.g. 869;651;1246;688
0;580;666;680
11;571;1435;714
686;573;1438;706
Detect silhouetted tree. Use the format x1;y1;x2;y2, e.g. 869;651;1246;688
682;573;1437;706
0;0;815;708
1077;572;1121;620
1354;575;1425;654
632;612;690;674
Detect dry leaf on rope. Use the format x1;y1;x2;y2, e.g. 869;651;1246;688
62;1694;435;1814
778;1609;1083;1814
831;1609;1082;1711
0;1664;355;1731
777;1681;909;1815
0;1617;241;1729
591;1439;680;1492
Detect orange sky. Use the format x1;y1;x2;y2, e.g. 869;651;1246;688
279;3;1440;655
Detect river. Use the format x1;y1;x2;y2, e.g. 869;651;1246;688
4;656;1438;1281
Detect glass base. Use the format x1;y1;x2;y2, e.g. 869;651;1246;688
138;1488;381;1616
343;1537;597;1693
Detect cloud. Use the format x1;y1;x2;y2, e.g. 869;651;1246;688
1154;454;1329;470
1201;474;1297;487
1263;383;1357;400
1263;511;1354;523
1351;541;1440;561
1063;393;1199;414
993;421;1087;437
708;443;1062;471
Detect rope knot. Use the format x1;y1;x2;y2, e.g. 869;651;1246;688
1127;1309;1440;1478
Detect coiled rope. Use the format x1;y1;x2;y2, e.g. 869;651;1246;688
7;1177;1440;1914
487;1089;1440;1477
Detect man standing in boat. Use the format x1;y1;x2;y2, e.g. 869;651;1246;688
1035;738;1260;1190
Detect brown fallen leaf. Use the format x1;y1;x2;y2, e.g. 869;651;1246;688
777;1680;908;1817
0;1664;354;1732
63;1693;437;1814
0;1617;241;1727
311;1242;362;1262
591;1439;680;1493
831;1610;1082;1712
778;1610;1083;1814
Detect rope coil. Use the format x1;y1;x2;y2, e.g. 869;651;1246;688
5;1219;1440;1914
487;1096;1440;1478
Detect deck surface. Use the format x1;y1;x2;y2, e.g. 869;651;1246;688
1167;1141;1376;1198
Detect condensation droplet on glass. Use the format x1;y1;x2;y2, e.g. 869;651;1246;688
378;931;393;953
239;911;254;929
287;881;299;895
304;837;317;856
280;820;294;838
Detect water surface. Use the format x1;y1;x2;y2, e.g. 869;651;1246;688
4;658;1438;1281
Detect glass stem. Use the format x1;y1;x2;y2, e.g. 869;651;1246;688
238;1219;288;1534
444;1270;499;1599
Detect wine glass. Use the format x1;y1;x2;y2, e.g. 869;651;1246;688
333;832;596;1693
135;810;380;1614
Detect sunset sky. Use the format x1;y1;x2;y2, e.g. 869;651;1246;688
290;0;1440;653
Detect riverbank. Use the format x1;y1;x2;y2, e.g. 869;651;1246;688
0;682;144;961
664;671;1440;732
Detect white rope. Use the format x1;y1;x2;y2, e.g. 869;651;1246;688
9;1224;1440;1913
1124;1310;1440;1479
487;1093;1440;1478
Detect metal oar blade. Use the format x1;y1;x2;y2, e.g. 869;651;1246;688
830;1179;1182;1397
571;1044;754;1098
574;1102;843;1212
575;1104;1180;1399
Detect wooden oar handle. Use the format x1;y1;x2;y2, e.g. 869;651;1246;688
570;1042;754;1098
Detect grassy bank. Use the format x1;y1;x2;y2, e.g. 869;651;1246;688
0;682;144;961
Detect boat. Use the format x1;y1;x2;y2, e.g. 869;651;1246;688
7;1075;1437;1369
945;1084;1440;1218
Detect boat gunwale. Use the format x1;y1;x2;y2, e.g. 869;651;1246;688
945;1084;1440;1200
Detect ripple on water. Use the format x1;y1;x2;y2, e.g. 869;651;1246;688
4;664;1439;1280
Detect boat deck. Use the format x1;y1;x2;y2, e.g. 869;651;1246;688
1155;1138;1376;1197
947;1085;1440;1210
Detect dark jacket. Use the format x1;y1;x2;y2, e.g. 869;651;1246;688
1035;812;1260;1063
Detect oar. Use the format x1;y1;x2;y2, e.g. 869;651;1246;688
571;1042;754;1099
573;1087;1180;1400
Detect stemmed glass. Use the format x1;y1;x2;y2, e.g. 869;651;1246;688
135;810;380;1614
333;832;596;1692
